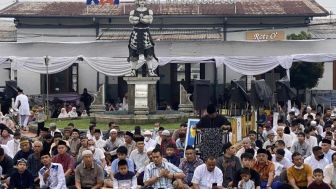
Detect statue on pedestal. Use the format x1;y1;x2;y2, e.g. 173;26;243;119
127;0;158;77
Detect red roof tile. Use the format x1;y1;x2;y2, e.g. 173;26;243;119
0;0;328;17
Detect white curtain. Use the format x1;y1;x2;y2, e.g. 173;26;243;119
0;57;8;65
83;57;131;76
2;53;336;77
14;56;78;74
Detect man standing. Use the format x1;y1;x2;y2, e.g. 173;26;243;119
192;156;223;189
38;151;66;189
216;142;241;188
287;152;313;189
179;146;203;187
80;88;93;115
14;88;30;130
143;148;185;189
196;104;230;159
27;140;44;185
52;140;75;186
75;150;104;189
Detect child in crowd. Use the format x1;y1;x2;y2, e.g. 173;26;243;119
111;146;135;175
113;159;137;189
307;168;331;189
165;143;180;167
238;168;255;189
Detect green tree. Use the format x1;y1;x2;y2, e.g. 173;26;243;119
287;32;324;93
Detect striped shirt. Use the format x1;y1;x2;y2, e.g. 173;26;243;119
144;161;183;189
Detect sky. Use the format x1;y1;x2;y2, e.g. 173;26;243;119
0;0;335;16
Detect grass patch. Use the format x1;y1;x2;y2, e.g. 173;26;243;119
45;118;180;131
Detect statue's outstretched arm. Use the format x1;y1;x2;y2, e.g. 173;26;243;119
129;10;140;25
140;10;153;24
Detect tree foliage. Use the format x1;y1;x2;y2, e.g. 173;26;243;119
287;31;324;90
286;31;312;40
290;62;324;90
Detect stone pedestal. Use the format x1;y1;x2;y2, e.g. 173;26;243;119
178;84;194;113
90;84;106;114
123;76;160;115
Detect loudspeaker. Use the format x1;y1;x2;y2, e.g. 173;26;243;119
193;80;210;109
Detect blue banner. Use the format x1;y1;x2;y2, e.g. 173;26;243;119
185;118;199;148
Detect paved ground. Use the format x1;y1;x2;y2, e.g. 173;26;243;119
21;129;37;138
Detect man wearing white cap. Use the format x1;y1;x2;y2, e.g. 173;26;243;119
75;150;104;189
274;123;292;149
143;130;157;151
303;106;316;120
103;129;124;159
160;130;178;157
263;130;276;149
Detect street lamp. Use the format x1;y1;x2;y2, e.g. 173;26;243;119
44;56;50;118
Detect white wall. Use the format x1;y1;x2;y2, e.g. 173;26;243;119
0;64;10;86
78;63;98;94
17;28;96;42
17;69;40;94
313;62;333;90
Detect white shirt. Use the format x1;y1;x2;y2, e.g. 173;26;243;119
275;134;292;148
38;163;67;189
68;111;78;118
304;155;329;170
272;155;293;169
284;148;293;161
129;149;150;173
305;136;318;148
6;139;20;158
323;164;336;188
303;113;316;120
14;94;30;115
93;138;106;151
192;164;223;189
323;149;335;164
144;138;157;151
316;125;324;136
58;113;69;118
289;131;298;143
93;148;105;165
